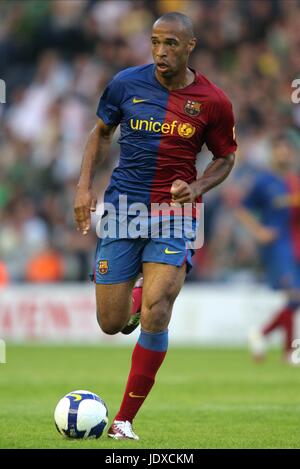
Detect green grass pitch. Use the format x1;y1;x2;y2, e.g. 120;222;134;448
0;345;300;448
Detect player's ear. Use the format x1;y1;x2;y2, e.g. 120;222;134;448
187;38;196;54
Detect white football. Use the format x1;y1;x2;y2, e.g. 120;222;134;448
54;390;108;439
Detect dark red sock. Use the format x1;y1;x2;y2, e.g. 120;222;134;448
282;310;294;353
263;306;295;353
115;330;168;423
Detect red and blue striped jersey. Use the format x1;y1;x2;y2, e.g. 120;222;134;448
97;64;237;209
243;170;300;259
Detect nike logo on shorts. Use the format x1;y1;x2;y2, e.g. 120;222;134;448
164;248;182;254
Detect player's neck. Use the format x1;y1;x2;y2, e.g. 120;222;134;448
155;67;195;91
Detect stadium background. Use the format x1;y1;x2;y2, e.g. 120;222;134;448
1;0;300;342
1;0;300;449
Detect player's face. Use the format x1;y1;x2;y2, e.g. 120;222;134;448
151;21;196;79
272;141;295;172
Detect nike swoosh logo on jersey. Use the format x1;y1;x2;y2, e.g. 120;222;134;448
129;392;146;398
164;248;182;254
132;97;149;104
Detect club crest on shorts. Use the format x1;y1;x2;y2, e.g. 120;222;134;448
98;260;108;274
184;99;202;116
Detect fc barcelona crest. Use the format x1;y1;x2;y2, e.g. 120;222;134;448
98;260;108;274
184;100;202;116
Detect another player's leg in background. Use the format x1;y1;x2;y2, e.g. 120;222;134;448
262;298;298;361
249;292;299;362
108;263;186;440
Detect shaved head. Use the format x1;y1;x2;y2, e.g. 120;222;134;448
153;12;194;40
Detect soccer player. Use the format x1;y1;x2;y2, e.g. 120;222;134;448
74;12;237;440
236;135;300;363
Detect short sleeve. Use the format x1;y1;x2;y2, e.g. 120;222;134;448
205;92;237;158
96;78;123;126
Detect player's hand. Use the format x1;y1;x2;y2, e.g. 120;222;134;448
170;179;197;205
74;187;97;235
256;227;278;245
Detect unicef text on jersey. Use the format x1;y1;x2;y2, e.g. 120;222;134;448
95;196;204;249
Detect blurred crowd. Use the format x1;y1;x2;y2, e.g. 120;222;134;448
0;0;300;284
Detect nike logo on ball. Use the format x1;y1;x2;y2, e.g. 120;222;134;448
68;393;82;401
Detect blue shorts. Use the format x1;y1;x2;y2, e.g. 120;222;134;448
261;242;300;290
93;236;193;284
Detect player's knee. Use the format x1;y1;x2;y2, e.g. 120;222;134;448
98;319;122;335
141;298;171;332
101;324;121;335
96;308;123;335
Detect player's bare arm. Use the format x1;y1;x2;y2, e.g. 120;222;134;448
235;207;278;245
74;119;116;235
171;153;235;204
